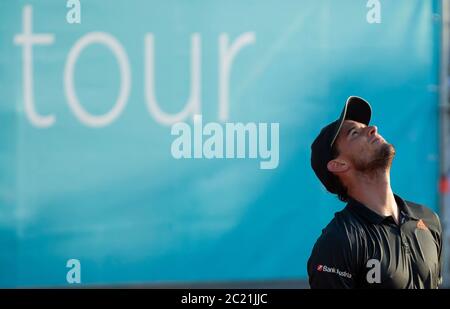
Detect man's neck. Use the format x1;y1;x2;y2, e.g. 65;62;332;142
348;169;399;224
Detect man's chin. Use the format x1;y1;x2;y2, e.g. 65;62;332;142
354;143;396;173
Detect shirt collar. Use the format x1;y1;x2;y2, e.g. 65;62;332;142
347;193;419;224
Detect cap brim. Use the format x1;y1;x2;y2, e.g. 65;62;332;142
330;96;372;146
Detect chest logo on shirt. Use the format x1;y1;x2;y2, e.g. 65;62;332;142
417;219;428;231
316;264;352;279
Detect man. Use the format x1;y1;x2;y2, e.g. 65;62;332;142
308;96;442;289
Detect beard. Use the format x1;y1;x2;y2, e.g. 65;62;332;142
352;142;396;175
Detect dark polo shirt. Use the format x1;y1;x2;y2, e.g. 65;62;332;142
307;194;442;288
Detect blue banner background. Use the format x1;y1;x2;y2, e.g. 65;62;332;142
0;0;441;287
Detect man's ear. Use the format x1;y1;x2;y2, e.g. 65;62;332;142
327;159;349;173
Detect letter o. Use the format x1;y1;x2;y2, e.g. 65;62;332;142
64;32;131;127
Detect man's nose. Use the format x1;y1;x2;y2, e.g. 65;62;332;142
367;125;378;136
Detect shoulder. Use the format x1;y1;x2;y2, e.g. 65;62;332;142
312;207;363;253
307;207;363;284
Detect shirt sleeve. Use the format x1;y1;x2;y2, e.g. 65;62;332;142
435;212;443;288
307;227;358;289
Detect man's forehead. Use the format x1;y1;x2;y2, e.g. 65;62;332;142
336;120;366;141
341;119;366;130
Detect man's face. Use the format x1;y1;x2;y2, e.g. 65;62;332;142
333;120;395;174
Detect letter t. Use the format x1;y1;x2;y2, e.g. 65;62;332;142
14;5;55;127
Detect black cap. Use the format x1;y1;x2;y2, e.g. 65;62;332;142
311;96;372;193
